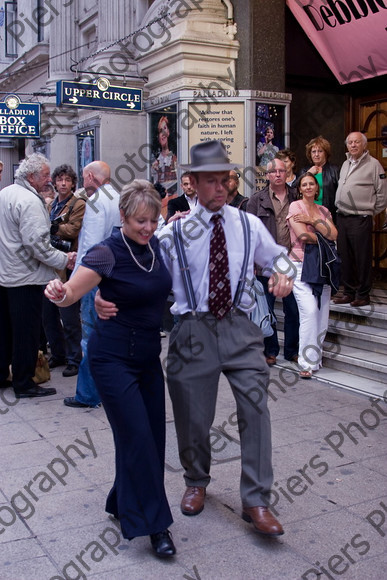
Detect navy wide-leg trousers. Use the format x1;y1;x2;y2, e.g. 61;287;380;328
88;321;172;539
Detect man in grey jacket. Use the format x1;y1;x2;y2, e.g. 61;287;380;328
334;132;387;307
0;154;75;397
247;159;299;366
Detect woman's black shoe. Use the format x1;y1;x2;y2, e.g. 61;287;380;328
150;529;176;558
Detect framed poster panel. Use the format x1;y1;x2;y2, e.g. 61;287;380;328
77;129;95;185
149;105;178;195
187;102;245;193
12;163;20;182
255;103;286;190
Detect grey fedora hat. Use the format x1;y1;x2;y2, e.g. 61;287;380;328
180;140;243;172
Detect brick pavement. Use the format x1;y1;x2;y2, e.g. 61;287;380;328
1;338;386;580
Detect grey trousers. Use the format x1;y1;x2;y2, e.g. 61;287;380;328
167;310;273;507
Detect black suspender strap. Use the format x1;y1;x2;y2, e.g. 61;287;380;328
233;210;250;309
173;219;197;313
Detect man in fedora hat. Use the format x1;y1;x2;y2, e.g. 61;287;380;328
95;140;294;537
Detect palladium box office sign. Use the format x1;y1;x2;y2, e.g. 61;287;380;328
0;95;40;137
56;78;142;112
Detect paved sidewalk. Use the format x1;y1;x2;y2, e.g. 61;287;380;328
1;338;386;580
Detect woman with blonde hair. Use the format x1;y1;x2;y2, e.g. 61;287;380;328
45;179;175;558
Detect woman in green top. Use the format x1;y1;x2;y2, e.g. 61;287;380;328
302;136;340;222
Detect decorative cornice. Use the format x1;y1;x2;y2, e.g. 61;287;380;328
0;43;49;91
136;1;239;98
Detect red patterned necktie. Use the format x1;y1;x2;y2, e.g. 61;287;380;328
208;214;232;319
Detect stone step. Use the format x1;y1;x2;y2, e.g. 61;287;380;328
325;318;387;355
275;301;387;345
329;302;387;330
371;284;387;305
277;326;387;384
276;290;387;320
322;341;387;384
274;357;386;399
272;285;387;397
275;308;387;350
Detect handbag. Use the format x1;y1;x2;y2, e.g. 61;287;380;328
33;351;51;384
249;278;276;338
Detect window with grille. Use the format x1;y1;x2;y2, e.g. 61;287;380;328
5;1;18;58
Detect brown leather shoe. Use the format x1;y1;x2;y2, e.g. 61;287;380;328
350;297;370;307
242;506;284;536
266;355;276;367
181;486;206;516
333;294;354;305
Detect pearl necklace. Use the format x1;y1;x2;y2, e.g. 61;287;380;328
120;228;155;273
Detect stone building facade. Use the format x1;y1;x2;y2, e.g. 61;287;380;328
0;0;244;189
0;1;384;206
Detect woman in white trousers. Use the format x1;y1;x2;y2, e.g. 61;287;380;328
287;172;338;379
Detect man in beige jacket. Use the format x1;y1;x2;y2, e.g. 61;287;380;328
0;154;75;397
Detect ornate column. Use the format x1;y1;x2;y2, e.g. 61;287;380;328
136;0;240;97
42;0;79;151
46;0;78;87
91;0;140;84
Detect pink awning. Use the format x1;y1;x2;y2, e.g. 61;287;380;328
286;0;387;84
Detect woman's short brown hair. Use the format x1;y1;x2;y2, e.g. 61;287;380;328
305;136;331;164
120;179;161;219
275;149;297;171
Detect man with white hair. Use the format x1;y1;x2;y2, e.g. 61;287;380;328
334;132;387;307
63;161;120;409
0;154;75;397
